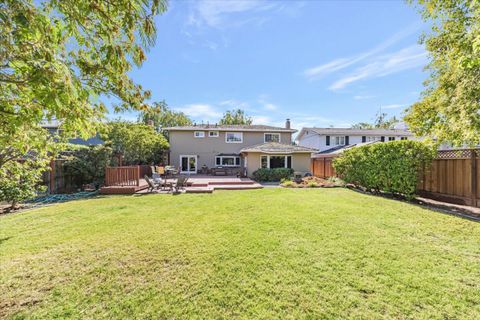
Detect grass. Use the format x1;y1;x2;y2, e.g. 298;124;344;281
1;188;480;319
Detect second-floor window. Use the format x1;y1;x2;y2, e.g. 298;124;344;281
264;133;280;143
334;136;345;146
401;137;408;140
209;131;219;137
388;137;395;141
194;131;205;138
226;132;243;143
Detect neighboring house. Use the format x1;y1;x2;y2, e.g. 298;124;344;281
163;120;317;176
41;120;104;146
296;127;416;153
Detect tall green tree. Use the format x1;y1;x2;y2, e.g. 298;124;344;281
351;112;399;129
138;101;192;130
219;109;253;125
405;0;480;146
102;121;169;165
1;0;167;140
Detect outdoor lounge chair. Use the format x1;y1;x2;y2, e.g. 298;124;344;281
172;176;188;193
144;175;159;192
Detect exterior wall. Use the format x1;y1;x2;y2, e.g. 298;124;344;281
298;133;418;152
169;130;292;171
244;152;312;177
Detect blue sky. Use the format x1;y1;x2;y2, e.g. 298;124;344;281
120;0;430;130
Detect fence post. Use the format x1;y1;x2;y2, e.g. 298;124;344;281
137;165;140;186
471;150;477;207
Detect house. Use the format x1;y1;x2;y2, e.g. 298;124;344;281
163;120;317;176
41;120;104;146
296;127;416;153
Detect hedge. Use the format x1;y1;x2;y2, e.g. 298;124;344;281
252;168;293;182
333;140;435;199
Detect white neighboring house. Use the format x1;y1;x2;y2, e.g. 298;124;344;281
296;127;417;153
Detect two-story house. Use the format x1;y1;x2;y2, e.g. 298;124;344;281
163;120;316;176
296;127;416;153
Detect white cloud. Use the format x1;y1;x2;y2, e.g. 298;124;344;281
381;104;406;109
354;95;375;100
263;103;277;111
188;0;279;28
329;45;428;90
303;23;422;80
174;104;222;121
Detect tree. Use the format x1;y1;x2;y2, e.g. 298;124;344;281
219;109;253;125
1;0;167;144
0;126;57;210
405;0;480;146
102;121;169;165
138;101;192;130
351;112;399;129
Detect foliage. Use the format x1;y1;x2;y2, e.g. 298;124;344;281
405;0;480;146
252;168;293;182
2;189;480;318
351;111;399;129
63;145;113;189
219;109;253;125
333;140;436;199
102;121;169;165
0;0;167;153
0;126;57;210
138;101;192;132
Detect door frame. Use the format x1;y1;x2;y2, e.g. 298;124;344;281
179;155;197;174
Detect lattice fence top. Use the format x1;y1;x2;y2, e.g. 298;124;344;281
436;149;479;159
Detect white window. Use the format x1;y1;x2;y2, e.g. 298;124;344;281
194;131;205;138
264;133;281;143
215;156;241;167
260;155;292;169
209;131;219;137
225;132;243;143
334;136;345;146
367;136;381;142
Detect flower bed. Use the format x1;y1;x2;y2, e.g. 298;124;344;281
281;176;345;188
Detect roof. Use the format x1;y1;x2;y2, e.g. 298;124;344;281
297;127;413;141
312;141;379;157
240;142;317;154
163;124;296;133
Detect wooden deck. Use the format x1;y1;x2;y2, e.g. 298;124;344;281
100;175;262;195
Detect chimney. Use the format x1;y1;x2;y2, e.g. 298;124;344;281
285;118;291;129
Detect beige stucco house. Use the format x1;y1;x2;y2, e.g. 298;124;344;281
163;120;317;177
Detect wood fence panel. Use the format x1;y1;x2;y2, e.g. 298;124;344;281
105;166;140;187
311;157;336;178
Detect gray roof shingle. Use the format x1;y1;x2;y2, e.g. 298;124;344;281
163;124;296;133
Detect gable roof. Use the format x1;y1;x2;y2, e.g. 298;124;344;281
163;124;296;133
296;127;413;141
240;142;317;154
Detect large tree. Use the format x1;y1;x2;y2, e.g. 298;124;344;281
138;101;192;130
405;0;480;146
1;0;167;140
102;121;169;165
219;109;253;125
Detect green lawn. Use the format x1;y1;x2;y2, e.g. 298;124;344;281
1;189;480;319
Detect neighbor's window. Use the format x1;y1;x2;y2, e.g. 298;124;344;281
226;132;243;143
215;156;240;167
334;136;345;145
194;131;205;138
261;156;268;168
264;133;280;143
401;137;408;140
367;136;381;142
209;131;219;137
388;137;395;141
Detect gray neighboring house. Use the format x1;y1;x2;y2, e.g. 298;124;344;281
41;120;104;146
296;127;417;153
163;120;317;176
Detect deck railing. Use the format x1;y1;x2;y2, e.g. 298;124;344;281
105;166;140;187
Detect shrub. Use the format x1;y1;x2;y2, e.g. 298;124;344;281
281;180;295;188
307;181;318;188
333;140;435;199
252;168;293;182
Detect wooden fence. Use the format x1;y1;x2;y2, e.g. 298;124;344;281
418;149;480;207
105;166;141;187
310;149;480;208
311;155;336;178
